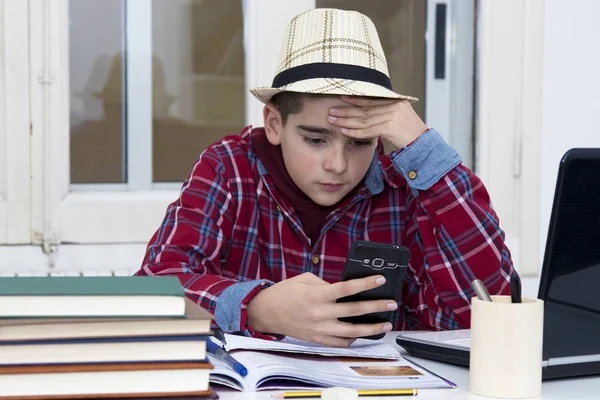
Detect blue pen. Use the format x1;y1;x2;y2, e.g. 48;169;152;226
206;337;248;377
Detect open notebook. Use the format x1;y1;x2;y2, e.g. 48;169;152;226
208;335;454;391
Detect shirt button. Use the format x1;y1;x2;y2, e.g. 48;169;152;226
408;170;417;180
312;256;319;264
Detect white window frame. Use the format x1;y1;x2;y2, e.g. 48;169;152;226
0;0;31;244
125;0;153;191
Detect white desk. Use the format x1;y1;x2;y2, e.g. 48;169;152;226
215;332;600;400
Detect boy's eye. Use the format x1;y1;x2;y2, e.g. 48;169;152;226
351;140;373;147
304;137;325;145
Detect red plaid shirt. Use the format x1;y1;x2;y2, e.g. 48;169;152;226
137;126;514;338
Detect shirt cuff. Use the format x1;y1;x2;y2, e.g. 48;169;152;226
214;279;272;334
392;128;462;191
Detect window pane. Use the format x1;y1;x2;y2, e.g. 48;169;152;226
152;0;246;182
316;0;426;119
69;0;127;183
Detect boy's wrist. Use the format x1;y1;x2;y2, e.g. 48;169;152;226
215;279;273;333
247;286;274;333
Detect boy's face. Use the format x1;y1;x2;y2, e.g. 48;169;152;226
264;96;377;207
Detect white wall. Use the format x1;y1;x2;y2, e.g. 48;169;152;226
539;0;600;261
475;0;544;276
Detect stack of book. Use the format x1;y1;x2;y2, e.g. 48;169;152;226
0;276;216;399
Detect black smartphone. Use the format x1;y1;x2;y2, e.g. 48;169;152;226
336;240;410;339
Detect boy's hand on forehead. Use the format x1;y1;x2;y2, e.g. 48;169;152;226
328;96;428;149
246;272;397;347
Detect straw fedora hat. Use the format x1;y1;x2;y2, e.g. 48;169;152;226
250;8;418;103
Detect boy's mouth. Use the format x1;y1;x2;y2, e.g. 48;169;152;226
319;183;344;191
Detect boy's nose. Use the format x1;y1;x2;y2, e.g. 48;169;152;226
323;149;348;174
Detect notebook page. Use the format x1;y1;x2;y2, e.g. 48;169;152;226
223;334;400;359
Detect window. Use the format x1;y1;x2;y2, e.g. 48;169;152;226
69;0;246;185
61;0;249;245
2;0;480;275
21;0;320;270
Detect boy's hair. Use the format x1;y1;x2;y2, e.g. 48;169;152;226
271;92;339;125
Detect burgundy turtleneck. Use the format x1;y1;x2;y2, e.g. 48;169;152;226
251;129;359;246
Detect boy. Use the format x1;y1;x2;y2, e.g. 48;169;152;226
136;8;514;347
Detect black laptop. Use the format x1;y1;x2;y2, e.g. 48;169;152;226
396;148;600;380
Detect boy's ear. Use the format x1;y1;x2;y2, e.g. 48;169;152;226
263;103;283;146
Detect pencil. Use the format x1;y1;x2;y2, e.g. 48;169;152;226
272;389;418;398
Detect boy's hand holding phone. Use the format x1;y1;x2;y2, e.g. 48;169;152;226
336;241;410;339
247;272;397;347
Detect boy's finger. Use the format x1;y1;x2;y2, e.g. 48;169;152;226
328;113;388;130
340;95;399;107
330;299;398;319
326;274;386;301
329;102;394;118
332;320;393;339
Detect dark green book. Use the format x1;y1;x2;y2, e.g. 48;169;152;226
0;276;187;318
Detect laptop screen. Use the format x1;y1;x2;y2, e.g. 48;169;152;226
539;149;600;361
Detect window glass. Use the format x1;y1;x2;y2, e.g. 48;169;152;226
152;0;245;182
69;0;126;183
